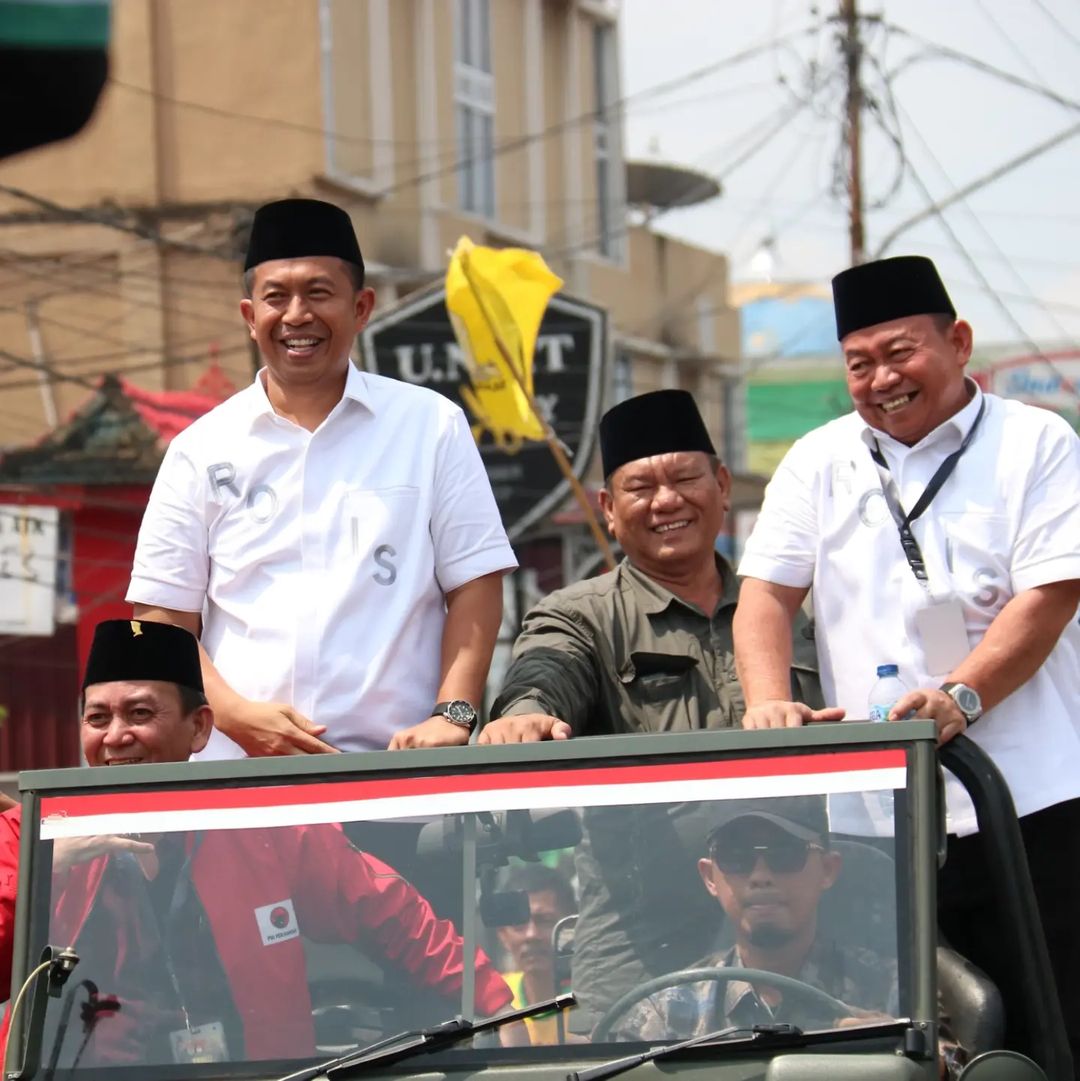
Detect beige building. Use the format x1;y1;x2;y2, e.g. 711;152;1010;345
0;0;741;453
0;0;746;543
0;0;748;768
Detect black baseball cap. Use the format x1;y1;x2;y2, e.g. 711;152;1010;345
706;795;829;847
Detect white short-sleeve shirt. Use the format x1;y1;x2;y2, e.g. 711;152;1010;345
739;387;1080;836
127;362;518;757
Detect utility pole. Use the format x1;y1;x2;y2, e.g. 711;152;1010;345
840;0;865;265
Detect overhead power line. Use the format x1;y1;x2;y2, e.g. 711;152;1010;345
107;76;458;148
109;73;784;148
897;150;1079;400
872;119;1080;258
0;339;252;394
1029;0;1080;53
630;127;834;342
0;24;824;253
0;183;239;261
0;248;241;338
883;22;1080;114
540;94;814;272
0;347;97;391
890;97;1079;350
970;0;1045;83
360;24;827;203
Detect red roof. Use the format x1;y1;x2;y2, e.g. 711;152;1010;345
0;366;241;485
118;375;235;443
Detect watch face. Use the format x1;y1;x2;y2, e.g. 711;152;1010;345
444;700;476;726
955;687;980;714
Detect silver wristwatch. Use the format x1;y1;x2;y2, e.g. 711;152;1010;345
432;700;479;731
940;682;983;726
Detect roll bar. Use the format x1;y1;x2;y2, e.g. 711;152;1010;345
939;735;1073;1081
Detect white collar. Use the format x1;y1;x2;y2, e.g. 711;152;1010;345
244;359;374;428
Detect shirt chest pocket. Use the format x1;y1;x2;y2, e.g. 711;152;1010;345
935;511;1012;605
620;652;698;703
337;486;423;571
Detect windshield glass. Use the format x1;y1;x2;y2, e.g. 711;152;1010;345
22;738;913;1078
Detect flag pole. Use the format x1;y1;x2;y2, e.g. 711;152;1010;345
459;258;617;572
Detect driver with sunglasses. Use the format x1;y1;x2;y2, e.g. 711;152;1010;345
613;796;898;1039
612;796;965;1077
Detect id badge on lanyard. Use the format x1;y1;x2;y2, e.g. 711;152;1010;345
170;1021;229;1064
159;835;231;1064
912;600;968;675
869;399;984;675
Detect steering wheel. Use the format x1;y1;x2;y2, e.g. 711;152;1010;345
592;966;851;1042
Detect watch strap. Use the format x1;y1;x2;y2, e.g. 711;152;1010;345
940;682;982;725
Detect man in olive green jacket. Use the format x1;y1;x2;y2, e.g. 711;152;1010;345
480;390;832;1022
481;390;829;744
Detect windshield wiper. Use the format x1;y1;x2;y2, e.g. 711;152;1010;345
278;993;575;1081
569;1018;914;1081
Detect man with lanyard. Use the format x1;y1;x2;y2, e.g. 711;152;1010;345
480;389;829;1023
127;197;517;758
732;254;1080;1071
0;619;513;1066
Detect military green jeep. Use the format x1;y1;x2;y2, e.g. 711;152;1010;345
5;722;1071;1080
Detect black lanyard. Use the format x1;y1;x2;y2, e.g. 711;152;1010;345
868;397;986;585
161;833;205;1032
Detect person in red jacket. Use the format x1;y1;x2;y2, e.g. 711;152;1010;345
0;802;15;1001
0;619;512;1068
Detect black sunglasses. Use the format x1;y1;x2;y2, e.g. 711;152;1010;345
710;839;824;875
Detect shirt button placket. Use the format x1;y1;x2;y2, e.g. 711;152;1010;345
707;620;723;684
706;618;732;725
294;431;323;719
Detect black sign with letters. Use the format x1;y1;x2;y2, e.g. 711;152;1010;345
360;287;607;540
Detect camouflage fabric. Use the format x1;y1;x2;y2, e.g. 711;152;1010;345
610;940;899;1041
611;941;966;1078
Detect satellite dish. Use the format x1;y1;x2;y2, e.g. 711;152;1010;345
624;159;721;210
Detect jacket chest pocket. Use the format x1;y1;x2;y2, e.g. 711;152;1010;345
620;652;698;703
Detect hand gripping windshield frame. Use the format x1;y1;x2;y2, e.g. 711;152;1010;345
6;722;1069;1081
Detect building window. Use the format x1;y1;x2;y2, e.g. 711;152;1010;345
455;0;495;218
612;348;633;404
592;22;624;260
318;0;394;189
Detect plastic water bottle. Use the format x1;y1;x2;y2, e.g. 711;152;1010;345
868;664;908;723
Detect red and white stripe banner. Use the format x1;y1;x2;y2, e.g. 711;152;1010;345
39;749;906;839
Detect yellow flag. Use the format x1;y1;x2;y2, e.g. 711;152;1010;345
445;236;563;447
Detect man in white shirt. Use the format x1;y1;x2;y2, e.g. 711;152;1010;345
127;198;517;757
732;254;1080;1072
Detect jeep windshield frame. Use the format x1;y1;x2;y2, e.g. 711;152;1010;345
10;721;941;1081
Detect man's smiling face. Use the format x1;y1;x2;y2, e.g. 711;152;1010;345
239;256;375;392
843;313;973;446
600;451;730;577
81;680;211;766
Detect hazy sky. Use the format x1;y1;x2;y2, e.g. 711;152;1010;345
620;0;1080;348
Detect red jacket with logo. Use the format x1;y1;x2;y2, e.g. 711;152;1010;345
0;806;511;1062
0;806;17;1003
